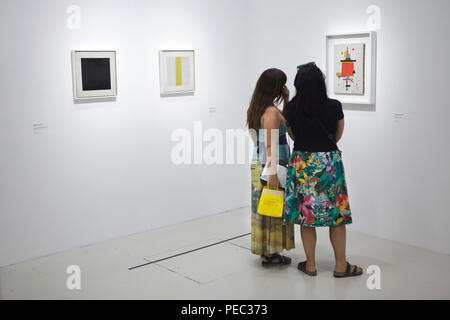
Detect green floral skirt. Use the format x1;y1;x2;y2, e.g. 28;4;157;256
283;150;352;227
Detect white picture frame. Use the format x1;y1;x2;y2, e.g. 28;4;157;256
159;50;195;95
326;32;377;105
71;50;117;101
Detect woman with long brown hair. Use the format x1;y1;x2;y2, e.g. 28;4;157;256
247;68;295;265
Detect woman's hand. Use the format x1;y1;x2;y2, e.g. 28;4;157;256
268;174;280;188
282;85;290;101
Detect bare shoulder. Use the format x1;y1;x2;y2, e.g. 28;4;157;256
261;106;282;128
262;106;281;120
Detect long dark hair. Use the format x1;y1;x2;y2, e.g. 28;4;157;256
287;63;328;128
247;68;287;131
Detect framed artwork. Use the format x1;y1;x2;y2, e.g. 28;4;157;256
71;50;117;101
326;32;377;105
159;50;195;95
334;43;365;95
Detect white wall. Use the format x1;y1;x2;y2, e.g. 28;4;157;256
0;0;251;267
247;0;450;254
1;0;449;267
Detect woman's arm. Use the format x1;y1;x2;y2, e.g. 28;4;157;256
282;85;290;110
262;107;281;187
281;86;295;140
286;125;294;140
336;118;345;142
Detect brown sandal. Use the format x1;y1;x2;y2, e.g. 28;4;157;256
261;253;291;266
333;262;363;278
297;261;317;276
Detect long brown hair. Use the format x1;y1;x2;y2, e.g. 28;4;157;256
247;68;287;131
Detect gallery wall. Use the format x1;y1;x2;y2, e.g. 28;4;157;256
1;0;449;267
0;0;251;266
247;0;450;254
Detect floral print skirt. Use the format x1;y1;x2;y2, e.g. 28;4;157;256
284;150;352;227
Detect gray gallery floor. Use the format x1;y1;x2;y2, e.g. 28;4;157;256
1;207;449;300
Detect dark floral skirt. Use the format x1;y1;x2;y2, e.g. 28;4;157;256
283;150;352;227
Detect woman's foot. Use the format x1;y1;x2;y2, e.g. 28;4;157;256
334;262;363;278
297;261;317;276
260;253;292;266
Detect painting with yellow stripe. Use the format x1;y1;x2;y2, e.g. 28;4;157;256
159;50;195;94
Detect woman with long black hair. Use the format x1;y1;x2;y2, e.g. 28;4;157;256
283;63;363;278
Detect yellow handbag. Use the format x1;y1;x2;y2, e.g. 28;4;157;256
257;185;285;218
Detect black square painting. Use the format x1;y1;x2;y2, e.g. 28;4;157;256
81;58;111;91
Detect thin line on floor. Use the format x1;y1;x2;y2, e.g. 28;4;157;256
155;263;203;284
128;233;251;271
227;241;251;251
